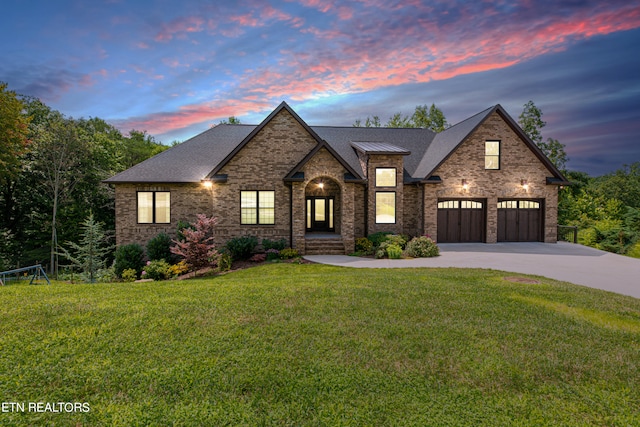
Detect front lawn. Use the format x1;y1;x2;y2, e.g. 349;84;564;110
1;265;639;426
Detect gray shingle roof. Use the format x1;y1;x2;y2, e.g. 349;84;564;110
413;105;495;178
104;124;255;183
105;103;566;185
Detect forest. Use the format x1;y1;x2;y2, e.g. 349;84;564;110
1;82;639;277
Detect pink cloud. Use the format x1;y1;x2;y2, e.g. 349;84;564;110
154;16;205;42
115;100;272;135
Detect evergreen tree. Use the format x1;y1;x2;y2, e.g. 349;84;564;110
58;213;113;283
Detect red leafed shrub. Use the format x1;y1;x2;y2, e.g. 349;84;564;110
249;253;266;262
170;214;219;271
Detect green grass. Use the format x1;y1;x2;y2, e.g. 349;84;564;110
1;264;639;426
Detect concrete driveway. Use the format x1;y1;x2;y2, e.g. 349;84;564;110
304;242;640;299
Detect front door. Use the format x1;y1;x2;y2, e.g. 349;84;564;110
306;197;335;232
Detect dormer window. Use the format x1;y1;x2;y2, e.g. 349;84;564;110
485;140;500;170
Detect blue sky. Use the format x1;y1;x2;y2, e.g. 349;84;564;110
1;0;639;176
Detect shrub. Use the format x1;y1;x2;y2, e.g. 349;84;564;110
169;260;189;277
114;244;145;278
627;241;640;258
386;234;409;249
279;248;299;259
355;237;373;254
225;236;258;260
147;233;173;262
405;236;440;258
142;260;172;281
368;232;392;247
266;248;280;261
386;244;403;259
217;253;232;272
249;253;267;262
121;268;137;282
171;214;219;270
262;238;287;251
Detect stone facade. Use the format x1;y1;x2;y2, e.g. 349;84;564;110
112;105;563;254
422;112;558;243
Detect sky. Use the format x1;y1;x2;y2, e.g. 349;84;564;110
1;0;639;176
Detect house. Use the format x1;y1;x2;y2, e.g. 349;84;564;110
105;102;569;254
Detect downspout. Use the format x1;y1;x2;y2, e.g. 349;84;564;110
289;183;293;248
420;183;425;236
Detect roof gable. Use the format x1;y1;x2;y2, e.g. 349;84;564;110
414;105;567;182
206;101;325;178
285;140;364;181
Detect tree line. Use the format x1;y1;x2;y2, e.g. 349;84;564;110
1;81;639;277
0;82;170;273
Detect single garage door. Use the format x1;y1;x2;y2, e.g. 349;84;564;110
437;199;485;243
497;200;543;242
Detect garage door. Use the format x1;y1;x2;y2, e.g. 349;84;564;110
437;199;485;243
497;200;543;242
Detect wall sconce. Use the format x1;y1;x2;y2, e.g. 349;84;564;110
202;180;213;189
521;179;529;191
318;182;324;189
461;179;468;190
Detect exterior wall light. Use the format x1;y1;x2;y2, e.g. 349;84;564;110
202;180;213;189
318;182;324;189
462;179;469;190
521;179;529;191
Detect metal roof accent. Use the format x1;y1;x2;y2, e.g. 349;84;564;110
350;141;411;155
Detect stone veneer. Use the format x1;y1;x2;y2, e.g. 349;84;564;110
422;111;558;243
114;108;560;253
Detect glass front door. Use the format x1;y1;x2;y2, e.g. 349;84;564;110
306;197;334;232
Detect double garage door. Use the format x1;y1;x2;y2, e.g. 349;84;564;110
437;199;543;243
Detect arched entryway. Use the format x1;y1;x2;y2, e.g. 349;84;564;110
305;177;341;234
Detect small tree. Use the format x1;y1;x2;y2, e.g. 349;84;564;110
58;213;113;283
171;214;218;270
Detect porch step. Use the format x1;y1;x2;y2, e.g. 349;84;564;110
305;238;345;255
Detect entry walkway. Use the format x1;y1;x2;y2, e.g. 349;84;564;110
304;242;640;299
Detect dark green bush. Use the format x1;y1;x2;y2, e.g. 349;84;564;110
262;238;287;251
405;236;439;258
367;232;392;247
225;236;259;260
114;244;145;278
147;233;173;262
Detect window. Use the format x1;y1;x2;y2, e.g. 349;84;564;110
498;200;541;209
485;140;500;169
375;168;396;187
461;200;483;209
438;200;459;209
241;191;275;225
137;191;170;224
375;192;396;224
520;201;540;209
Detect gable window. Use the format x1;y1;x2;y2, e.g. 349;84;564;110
485;140;500;170
375;192;396;224
375;168;396;187
241;191;275;225
137;191;170;224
